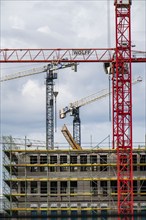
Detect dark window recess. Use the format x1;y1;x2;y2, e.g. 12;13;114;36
90;181;98;195
51;211;57;219
60;181;67;194
40;156;47;164
133;155;137;171
70;181;77;195
111;181;117;193
50;155;57;172
140;155;146;171
12;155;18;164
141;209;146;220
50;181;57;196
30;156;38;172
13;182;18;192
81;211;87;220
70;156;77;172
12;166;18;175
40;156;47;172
31;182;37;194
101;210;107;220
31;210;37;220
140;180;146;194
133;180;137;194
30;156;37;164
90;155;97;171
100;155;107;171
40;181;47;194
100;181;107;196
20;181;27;193
80;155;87;171
60;155;68;172
41;211;47;220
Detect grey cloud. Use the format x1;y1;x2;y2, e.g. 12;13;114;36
0;0;145;145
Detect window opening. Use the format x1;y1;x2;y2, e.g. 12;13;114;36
31;210;37;220
30;155;38;172
81;210;87;220
91;210;98;220
111;181;117;193
40;155;47;172
40;181;47;194
80;155;87;171
60;155;68;172
71;210;77;220
141;207;146;220
41;211;47;220
60;181;68;194
50;181;57;196
140;180;146;195
70;181;77;195
50;155;57;172
61;210;68;220
133;180;137;194
100;155;107;171
20;181;27;194
31;182;37;194
70;155;77;172
90;155;97;171
133;155;137;171
90;181;98;196
140;154;146;171
51;210;57;220
100;181;107;196
101;210;107;220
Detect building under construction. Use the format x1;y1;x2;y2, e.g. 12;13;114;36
2;136;146;219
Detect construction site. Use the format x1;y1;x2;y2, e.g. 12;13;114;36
0;0;146;219
1;135;146;220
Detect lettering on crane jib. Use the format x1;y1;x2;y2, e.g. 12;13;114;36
72;50;91;56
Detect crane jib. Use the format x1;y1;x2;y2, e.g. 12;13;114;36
0;49;145;62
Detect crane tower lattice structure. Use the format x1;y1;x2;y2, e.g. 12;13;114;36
113;0;133;217
0;63;77;149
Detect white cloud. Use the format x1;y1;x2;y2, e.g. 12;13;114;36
22;79;45;99
0;0;146;147
37;26;51;35
9;15;25;30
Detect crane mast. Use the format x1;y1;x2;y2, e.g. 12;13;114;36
114;0;133;218
60;76;141;148
60;89;110;145
46;66;57;150
1;63;77;149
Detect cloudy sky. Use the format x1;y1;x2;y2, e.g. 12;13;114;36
0;0;146;153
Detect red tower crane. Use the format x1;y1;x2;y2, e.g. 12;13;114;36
0;0;146;218
113;0;134;218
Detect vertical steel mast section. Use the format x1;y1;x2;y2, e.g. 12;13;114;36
113;0;133;218
46;66;57;150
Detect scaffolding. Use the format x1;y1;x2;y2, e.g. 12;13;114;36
2;136;146;219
